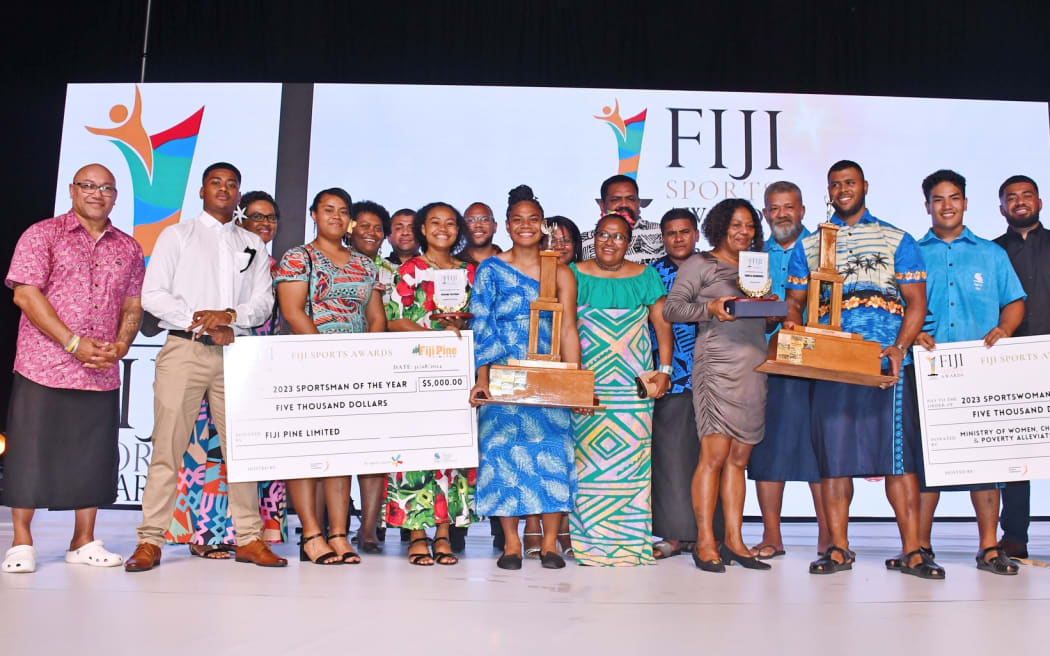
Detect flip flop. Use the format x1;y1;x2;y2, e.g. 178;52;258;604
65;540;123;567
751;543;786;560
652;540;683;560
3;545;36;573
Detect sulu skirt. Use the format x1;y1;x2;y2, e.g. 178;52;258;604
2;373;120;510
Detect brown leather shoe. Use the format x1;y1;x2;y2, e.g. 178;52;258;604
234;540;288;568
124;542;162;572
998;539;1028;559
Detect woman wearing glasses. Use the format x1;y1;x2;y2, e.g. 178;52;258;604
569;213;674;566
276;188;386;565
544;215;583;266
663;199;771;573
167;192;288;557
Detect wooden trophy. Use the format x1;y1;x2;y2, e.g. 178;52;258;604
756;222;897;387
480;249;600;409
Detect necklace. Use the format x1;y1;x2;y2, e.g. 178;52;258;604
594;258;625;272
423;253;456;270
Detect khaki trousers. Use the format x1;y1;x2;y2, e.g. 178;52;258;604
136;335;262;546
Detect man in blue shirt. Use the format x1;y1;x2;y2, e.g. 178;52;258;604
649;208;724;558
746;181;829;560
909;169;1025;575
785;160;937;578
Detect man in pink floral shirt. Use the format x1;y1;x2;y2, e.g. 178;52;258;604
2;163;144;574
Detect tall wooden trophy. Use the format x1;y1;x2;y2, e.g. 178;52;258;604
479;241;600;409
756;216;896;387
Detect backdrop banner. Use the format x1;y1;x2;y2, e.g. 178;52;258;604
54;82;1050;516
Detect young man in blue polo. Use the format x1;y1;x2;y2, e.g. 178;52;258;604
908;169;1025;575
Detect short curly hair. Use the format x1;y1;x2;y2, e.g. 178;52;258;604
701;198;764;252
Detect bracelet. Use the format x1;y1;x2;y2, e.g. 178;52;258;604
64;335;81;354
657;364;673;376
894;343;907;354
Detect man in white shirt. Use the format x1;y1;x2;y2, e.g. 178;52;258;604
126;162;286;571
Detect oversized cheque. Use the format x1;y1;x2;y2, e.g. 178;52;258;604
913;335;1050;487
222;331;477;482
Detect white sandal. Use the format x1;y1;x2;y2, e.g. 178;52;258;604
65;540;123;567
523;532;543;559
3;545;37;573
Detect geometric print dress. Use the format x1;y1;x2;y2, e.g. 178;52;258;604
568;264;666;566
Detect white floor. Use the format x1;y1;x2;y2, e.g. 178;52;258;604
1;510;1047;655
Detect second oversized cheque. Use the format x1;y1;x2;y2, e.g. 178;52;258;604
223;331;478;483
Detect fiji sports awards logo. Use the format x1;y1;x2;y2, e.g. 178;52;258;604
594;99;647;182
86;85;205;260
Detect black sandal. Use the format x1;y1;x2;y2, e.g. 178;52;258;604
810;546;854;574
976;546;1019;576
899;548;946;580
431;536;459;565
408;537;434;566
298;533;342;565
886;545;934;571
188;544;233;559
327;533;360;564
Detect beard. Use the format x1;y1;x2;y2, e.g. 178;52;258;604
1006;210;1040;231
770;221;803;245
469;233;494;248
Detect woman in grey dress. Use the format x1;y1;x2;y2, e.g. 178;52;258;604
664;198;771;573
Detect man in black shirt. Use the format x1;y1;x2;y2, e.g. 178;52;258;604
993;174;1048;559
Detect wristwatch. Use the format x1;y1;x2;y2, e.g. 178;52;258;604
657;364;673;376
224;307;237;324
893;343;907;354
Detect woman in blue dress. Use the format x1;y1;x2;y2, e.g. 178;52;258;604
469;185;584;570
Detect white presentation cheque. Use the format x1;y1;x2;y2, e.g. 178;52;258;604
223;331;477;483
913;335;1050;487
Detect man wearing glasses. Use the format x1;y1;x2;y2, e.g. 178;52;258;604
3;164;144;573
126;162;285;571
460;202;502;265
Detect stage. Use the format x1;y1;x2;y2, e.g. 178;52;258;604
1;510;1046;654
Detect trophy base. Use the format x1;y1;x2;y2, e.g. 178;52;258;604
484;362;601;409
755;327;897;387
724;298;787;318
430;312;474;322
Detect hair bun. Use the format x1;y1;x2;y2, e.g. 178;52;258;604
508;184;536;205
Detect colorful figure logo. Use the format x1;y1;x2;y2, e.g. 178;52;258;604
594;99;647;179
86;86;204;261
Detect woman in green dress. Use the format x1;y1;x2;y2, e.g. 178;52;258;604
569;213;674;566
385;202;477;566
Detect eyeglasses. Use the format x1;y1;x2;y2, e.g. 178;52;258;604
595;231;627;244
465;215;493;224
72;181;116;197
245;213;278;223
549;238;573;248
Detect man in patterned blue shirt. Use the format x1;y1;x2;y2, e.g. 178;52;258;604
910;169;1025;575
785;160;937;578
649;208;723;557
746;181;829;560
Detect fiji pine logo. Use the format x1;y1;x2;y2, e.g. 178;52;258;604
86;85;204;261
412;344;458;358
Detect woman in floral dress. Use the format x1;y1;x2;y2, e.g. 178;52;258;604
385;202;476;566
